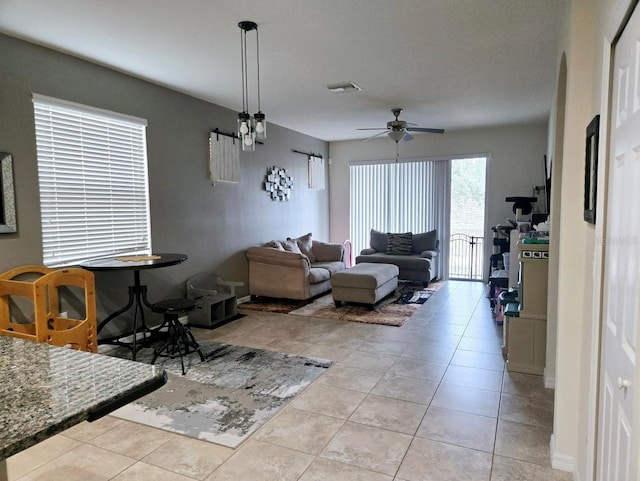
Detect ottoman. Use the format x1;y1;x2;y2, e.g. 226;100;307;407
331;263;399;308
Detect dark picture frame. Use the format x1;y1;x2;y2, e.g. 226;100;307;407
0;152;17;234
584;115;600;224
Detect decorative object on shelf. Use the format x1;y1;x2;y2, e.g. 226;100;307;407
0;152;17;234
263;166;292;201
292;149;325;190
237;21;266;152
584;114;600;224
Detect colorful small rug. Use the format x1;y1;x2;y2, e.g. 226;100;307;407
394;285;437;304
107;341;332;448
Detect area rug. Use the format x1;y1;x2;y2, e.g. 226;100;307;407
238;297;310;314
289;282;442;327
106;340;332;448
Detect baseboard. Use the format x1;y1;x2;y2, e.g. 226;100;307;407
237;295;251;305
544;368;556;389
550;434;578;479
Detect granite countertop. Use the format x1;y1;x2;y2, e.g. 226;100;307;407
0;336;166;460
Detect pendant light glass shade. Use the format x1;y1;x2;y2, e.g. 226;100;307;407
238;111;255;152
254;111;266;140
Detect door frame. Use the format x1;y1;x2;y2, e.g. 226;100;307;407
588;1;639;479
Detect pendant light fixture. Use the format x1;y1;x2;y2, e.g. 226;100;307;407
238;20;266;152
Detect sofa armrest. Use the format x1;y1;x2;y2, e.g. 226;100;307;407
360;248;376;255
420;249;439;259
247;246;311;270
312;241;345;262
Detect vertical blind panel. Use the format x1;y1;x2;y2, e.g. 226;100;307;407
349;159;451;279
33;97;151;267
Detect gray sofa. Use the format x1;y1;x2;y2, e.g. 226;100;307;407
355;229;439;286
246;233;346;300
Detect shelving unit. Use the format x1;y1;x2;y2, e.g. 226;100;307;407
188;292;237;329
505;242;549;375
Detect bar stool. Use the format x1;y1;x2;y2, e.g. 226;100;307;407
150;298;204;375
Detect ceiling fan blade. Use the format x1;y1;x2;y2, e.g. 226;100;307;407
357;128;388;131
406;127;445;134
403;132;414;141
360;130;390;142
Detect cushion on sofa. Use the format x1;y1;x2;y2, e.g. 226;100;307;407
356;252;431;270
311;261;345;275
308;267;331;284
412;230;438;254
291;232;317;262
312;241;344;262
263;240;285;251
282;238;302;254
370;229;388;252
386;232;413;255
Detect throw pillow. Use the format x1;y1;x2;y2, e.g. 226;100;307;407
263;240;285;251
282;238;302;254
292;232;317;262
386;232;413;255
370;229;389;252
411;230;437;254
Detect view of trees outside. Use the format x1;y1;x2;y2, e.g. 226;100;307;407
450;157;486;237
449;157;486;279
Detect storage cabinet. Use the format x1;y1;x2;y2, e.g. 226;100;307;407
506;242;548;375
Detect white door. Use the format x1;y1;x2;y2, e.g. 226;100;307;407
596;5;640;480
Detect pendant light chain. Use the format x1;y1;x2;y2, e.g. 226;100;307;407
240;28;246;113
237;20;266;150
255;28;261;112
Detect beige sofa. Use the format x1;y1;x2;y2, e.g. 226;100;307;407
246;233;346;300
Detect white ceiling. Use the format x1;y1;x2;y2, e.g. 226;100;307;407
0;0;568;142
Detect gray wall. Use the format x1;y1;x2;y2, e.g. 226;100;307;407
328;122;549;280
0;34;329;333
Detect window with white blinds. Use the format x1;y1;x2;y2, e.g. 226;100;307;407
33;94;151;267
349;159;451;279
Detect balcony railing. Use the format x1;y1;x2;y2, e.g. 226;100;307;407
449;233;484;280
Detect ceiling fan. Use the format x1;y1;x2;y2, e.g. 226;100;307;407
358;108;445;143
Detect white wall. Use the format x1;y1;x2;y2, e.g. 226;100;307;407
550;0;636;479
328;122;548;280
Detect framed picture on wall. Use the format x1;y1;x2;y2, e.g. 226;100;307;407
0;152;17;234
584;115;599;224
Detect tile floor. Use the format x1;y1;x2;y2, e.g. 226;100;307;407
6;280;573;480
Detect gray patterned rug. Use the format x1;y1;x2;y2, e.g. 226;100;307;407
106;340;332;448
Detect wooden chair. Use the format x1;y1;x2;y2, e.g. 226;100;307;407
0;265;98;352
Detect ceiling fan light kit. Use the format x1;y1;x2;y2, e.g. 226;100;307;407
388;130;405;142
237;20;266;152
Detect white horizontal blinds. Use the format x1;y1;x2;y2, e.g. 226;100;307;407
349;159;451;279
209;133;239;183
33;94;151;267
308;156;325;189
